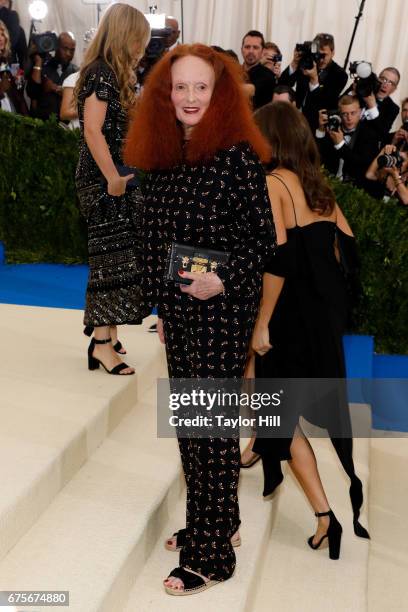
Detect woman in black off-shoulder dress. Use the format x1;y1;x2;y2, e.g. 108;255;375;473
245;102;369;561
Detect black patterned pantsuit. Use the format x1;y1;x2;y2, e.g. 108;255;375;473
163;295;255;581
142;142;276;580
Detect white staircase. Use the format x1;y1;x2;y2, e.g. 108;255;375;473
0;304;381;612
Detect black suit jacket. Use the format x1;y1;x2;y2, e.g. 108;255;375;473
247;63;276;110
376;96;400;140
316;119;382;195
342;84;400;144
280;60;348;131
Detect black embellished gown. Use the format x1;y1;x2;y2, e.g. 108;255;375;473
142;142;276;581
75;59;146;327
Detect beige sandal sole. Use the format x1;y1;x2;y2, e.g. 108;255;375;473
165;580;219;596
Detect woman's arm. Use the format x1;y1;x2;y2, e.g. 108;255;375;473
60;86;78;121
215;146;276;299
335;203;354;236
83;93;133;196
391;171;408;205
251;175;287;354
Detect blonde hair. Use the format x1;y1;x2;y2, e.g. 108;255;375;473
74;3;150;109
0;20;11;61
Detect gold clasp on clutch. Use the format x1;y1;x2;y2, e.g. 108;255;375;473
191;264;207;273
191;256;209;274
182;256;190;269
210;261;218;272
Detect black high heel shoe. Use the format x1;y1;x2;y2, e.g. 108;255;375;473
84;326;126;354
350;477;370;539
88;337;134;375
308;509;343;560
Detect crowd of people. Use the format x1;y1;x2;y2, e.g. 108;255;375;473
66;2;374;598
0;1;406;204
0;1;403;598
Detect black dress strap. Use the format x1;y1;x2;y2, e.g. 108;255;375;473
269;172;298;227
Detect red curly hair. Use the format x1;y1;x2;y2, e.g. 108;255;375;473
124;44;271;170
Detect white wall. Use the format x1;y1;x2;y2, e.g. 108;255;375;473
14;0;408;112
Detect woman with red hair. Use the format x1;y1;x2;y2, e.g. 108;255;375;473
125;44;275;595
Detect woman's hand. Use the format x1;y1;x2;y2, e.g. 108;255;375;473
107;174;134;197
251;321;272;356
157;318;165;344
179;271;224;300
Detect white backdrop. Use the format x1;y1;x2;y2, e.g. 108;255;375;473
14;0;408;108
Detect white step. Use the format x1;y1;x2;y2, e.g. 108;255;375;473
124;455;278;612
0;378;183;612
368;436;408;612
0;304;161;561
251;408;371;612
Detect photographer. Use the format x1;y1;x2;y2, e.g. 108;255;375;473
366;144;408;205
26;32;77;120
241;30;276;109
346;65;400;141
280;33;348;131
272;84;296;105
260;42;282;81
316;94;381;195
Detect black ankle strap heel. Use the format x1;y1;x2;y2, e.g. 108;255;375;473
87;337;134;375
308;509;343;560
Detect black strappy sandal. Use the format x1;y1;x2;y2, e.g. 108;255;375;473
87;337;134;375
307;509;343;560
84;326;127;354
164;567;219;596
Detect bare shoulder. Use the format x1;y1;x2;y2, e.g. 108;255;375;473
267;168;299;188
335;203;354;237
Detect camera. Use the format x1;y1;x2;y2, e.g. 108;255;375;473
349;61;380;98
327;109;342;132
32;31;58;57
269;53;282;63
137;26;172;84
377;151;404;170
402;121;408;133
295;40;324;71
144;26;172;61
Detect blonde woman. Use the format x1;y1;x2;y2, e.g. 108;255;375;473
74;3;150;375
0;19;11;62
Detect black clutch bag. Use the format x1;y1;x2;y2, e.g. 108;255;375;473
99;164;141;188
165;242;230;285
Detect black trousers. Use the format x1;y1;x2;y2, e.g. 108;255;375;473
162;294;255;580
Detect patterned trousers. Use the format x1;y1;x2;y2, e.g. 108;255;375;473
162;293;255;581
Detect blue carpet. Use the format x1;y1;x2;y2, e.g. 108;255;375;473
0;263;406;430
0;263;88;309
